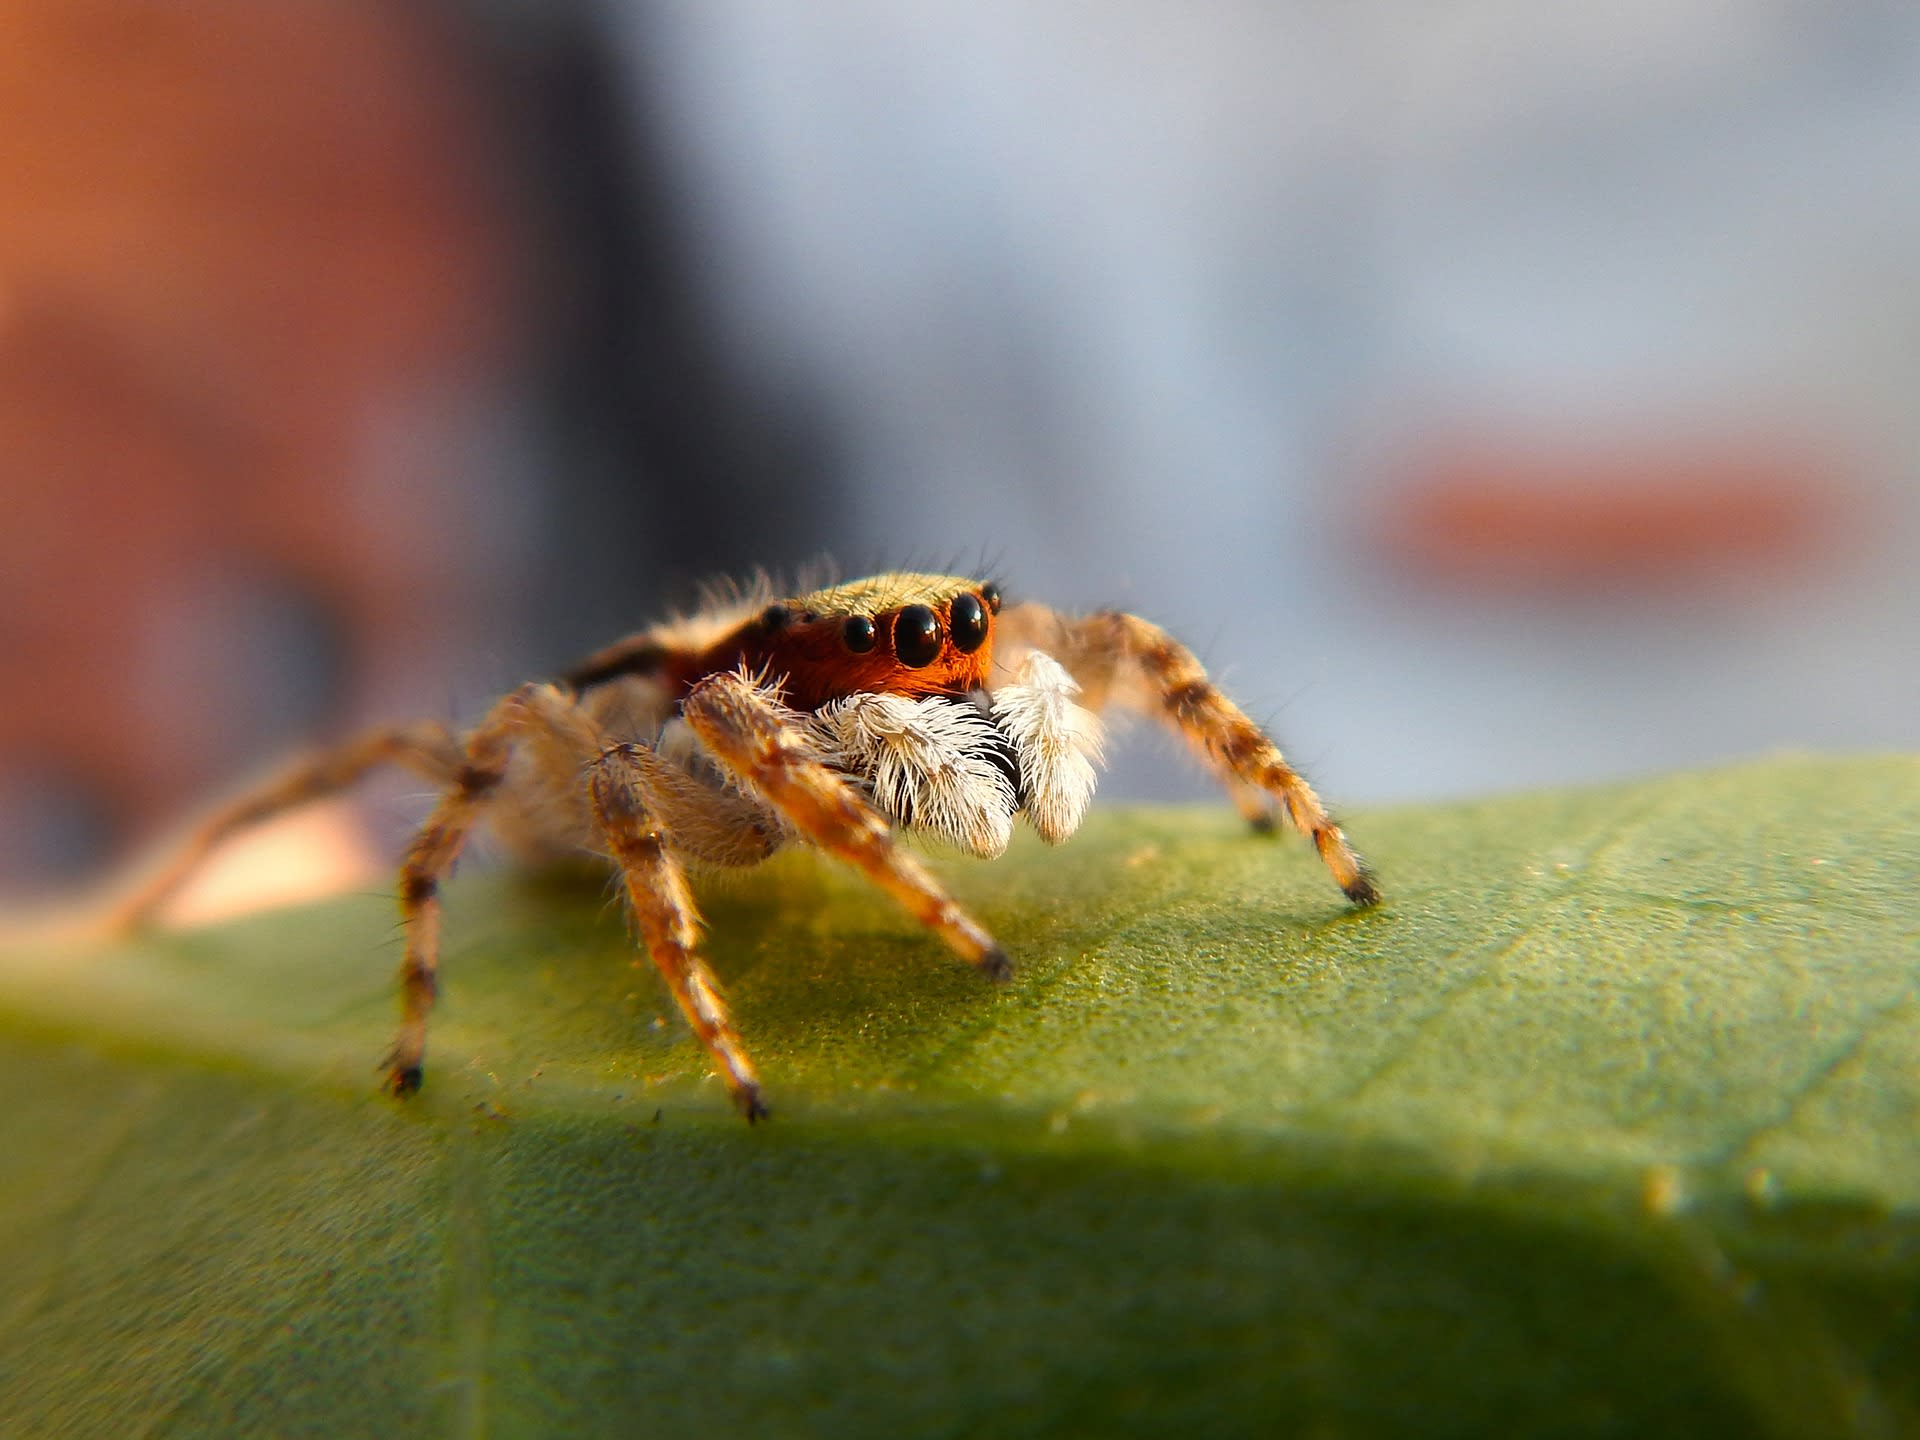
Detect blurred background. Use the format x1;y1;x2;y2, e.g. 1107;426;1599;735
3;0;1917;900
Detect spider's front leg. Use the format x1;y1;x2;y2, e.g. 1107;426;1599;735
1003;604;1380;906
381;676;782;1116
588;744;770;1120
682;671;1013;983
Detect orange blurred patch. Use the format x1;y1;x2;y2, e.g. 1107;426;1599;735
1369;431;1847;591
0;0;509;875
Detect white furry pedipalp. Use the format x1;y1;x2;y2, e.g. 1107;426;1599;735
991;650;1104;844
809;693;1017;858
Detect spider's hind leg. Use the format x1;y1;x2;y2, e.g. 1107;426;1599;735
383;683;599;1094
107;720;464;932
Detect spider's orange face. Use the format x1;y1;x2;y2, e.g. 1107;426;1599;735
701;572;1002;711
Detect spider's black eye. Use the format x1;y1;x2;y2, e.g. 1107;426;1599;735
981;582;1002;615
893;604;941;667
760;604;792;632
843;614;877;653
949;592;988;653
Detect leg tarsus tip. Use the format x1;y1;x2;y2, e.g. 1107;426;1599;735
1344;874;1382;907
978;945;1015;985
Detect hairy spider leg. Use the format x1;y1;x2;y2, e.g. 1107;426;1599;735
1002;604;1379;906
107;720;465;932
597;734;787;869
681;671;1013;982
384;683;599;1092
589;745;768;1119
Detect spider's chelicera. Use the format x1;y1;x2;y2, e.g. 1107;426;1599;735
116;571;1378;1121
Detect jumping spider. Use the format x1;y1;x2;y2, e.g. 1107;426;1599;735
116;572;1379;1120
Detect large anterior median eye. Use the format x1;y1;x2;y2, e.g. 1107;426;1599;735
893;604;941;667
949;592;988;653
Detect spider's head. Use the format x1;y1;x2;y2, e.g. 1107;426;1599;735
731;572;1004;710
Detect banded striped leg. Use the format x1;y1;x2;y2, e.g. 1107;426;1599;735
600;737;787;869
107;721;464;932
1028;606;1379;906
385;683;596;1093
589;745;768;1120
682;672;1013;982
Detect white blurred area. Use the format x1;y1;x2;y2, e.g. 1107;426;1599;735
607;0;1920;804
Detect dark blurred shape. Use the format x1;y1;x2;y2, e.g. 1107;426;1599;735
508;12;847;660
1368;429;1851;594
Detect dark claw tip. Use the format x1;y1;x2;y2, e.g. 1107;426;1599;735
979;946;1015;985
387;1064;424;1097
1344;874;1383;907
740;1088;771;1125
1247;811;1279;836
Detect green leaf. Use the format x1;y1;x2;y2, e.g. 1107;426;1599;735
1;755;1915;1438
